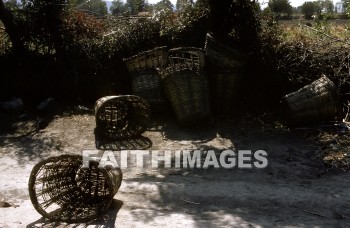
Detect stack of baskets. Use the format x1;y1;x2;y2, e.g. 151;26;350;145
160;47;211;125
28;154;123;223
95;95;150;139
205;33;251;115
282;75;340;125
124;47;168;106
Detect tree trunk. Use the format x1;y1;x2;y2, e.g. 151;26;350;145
0;0;25;57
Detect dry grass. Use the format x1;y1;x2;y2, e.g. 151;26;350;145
271;19;350;96
309;130;350;170
274;20;350;170
280;20;350;41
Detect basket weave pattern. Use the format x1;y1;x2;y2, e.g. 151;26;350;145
161;47;211;125
283;75;339;124
124;47;167;104
95;95;150;139
205;33;250;115
28;154;122;223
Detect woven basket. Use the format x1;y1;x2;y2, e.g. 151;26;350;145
204;33;251;115
95;95;150;139
282;75;340;125
28;154;123;223
124;47;167;105
161;47;211;125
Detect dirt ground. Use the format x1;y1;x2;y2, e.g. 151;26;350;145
0;107;350;227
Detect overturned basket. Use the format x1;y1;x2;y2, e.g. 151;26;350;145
282;75;340;125
95;95;150;139
28;154;123;223
124;47;168;105
205;33;251;115
161;47;211;125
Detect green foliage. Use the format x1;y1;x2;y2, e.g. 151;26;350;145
320;0;334;14
102;18;163;58
342;0;350;15
154;0;174;12
73;0;108;16
301;0;334;20
4;0;18;9
301;2;319;19
0;22;12;55
176;0;193;11
0;0;261;101
20;0;67;54
207;0;261;51
110;0;128;15
126;0;145;15
153;2;209;47
62;11;105;43
267;0;293;18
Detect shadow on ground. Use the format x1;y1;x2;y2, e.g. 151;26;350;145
119;117;350;227
26;200;123;228
1;107;350;227
94;129;153;150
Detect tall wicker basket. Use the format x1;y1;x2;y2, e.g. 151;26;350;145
160;47;211;125
205;33;251;115
282;75;340;125
124;47;168;105
95;95;150;139
28;154;123;223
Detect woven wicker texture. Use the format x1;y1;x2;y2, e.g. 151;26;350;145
282;75;339;125
95;95;150;139
28;154;123;223
204;33;251;115
124;47;167;104
161;47;211;125
95;128;153;150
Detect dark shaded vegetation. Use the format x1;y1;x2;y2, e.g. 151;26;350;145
0;0;212;103
0;0;349;121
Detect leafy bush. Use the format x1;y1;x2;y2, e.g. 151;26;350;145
20;0;66;54
207;0;261;51
0;22;11;55
0;0;262;102
153;3;210;47
63;11;105;43
59;14;167;100
251;18;350;114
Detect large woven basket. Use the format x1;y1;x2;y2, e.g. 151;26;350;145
205;33;251;115
95;95;150;139
124;47;168;105
28;154;123;223
282;75;340;125
161;47;211;125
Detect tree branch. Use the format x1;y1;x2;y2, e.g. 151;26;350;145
0;0;26;57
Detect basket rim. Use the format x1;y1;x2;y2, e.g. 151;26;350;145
94;95;151;139
168;47;204;54
28;154;118;223
94;95;150;115
282;75;338;100
123;46;168;63
159;64;201;79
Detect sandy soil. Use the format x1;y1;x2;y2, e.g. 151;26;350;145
0;108;350;227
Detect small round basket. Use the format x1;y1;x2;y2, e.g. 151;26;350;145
282;75;340;125
95;95;150;139
28;154;123;223
160;47;211;125
124;47;168;105
205;33;251;115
